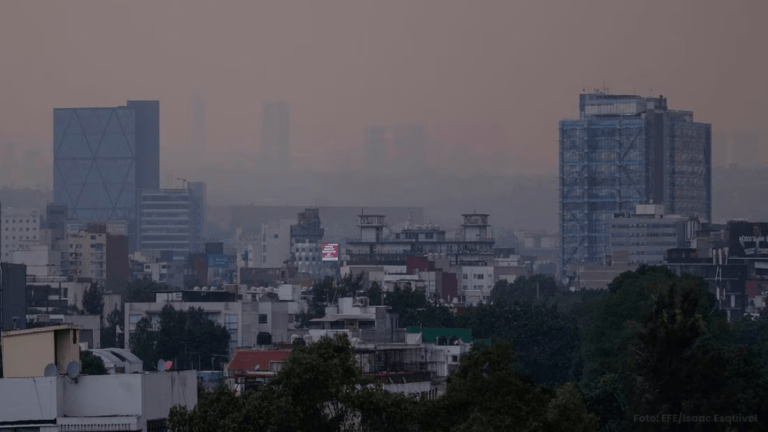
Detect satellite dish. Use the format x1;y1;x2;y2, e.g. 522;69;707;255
157;359;166;372
44;363;58;377
165;360;173;371
66;361;81;379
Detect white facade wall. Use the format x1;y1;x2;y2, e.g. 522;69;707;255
459;266;494;304
11;245;58;276
125;298;290;353
0;372;197;431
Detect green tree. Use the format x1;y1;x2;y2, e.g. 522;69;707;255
490;274;559;303
457;301;580;387
422;340;596;432
384;284;429;327
81;282;104;316
366;281;383;306
124;279;167;303
270;333;363;431
130;317;158;371
100;305;124;349
80;350;107;375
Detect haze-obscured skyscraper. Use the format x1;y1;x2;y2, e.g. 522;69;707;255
53;100;159;247
261;101;290;171
364;125;387;171
393;124;426;172
190;94;206;154
559;93;711;276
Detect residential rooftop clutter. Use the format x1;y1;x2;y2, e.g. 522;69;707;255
0;324;196;431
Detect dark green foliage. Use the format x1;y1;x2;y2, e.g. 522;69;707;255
129;305;229;371
100;305;124;348
124;279;167;303
81;282;104;316
271;334;363;431
366;281;383;306
384;285;429;327
456;300;580;387
490;274;559;303
164;266;768;431
422;341;598;432
80;350;107;375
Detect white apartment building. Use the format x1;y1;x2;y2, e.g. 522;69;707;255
459;266;494;305
1;207;41;261
125;290;290;353
137;183;206;255
236;219;294;269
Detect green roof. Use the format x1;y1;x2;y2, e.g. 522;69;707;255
407;327;472;343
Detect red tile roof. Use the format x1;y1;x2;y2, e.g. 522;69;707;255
228;350;291;372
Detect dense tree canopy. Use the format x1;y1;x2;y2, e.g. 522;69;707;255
80;350;107;375
124;279;168;303
166;268;768;431
81;282;104;316
130;305;229;371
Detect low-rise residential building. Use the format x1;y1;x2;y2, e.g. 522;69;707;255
125;289;291;353
0;325;196;431
25;314;102;349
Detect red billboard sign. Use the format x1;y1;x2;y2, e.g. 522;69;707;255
322;243;339;261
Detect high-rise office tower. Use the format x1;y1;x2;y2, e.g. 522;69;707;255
138;181;206;256
364;125;387;171
559;93;711;276
393;124;426;171
190;94;206;154
53;100;160;247
261;101;290;171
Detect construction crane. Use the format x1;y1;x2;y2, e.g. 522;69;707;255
177;178;188;189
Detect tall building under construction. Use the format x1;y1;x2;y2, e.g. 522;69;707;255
559;92;711;276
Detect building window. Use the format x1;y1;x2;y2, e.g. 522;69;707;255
452;355;458;363
225;314;238;331
259;314;268;324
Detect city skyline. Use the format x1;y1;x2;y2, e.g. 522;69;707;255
0;1;766;178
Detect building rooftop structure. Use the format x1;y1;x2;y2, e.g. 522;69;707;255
87;348;144;374
346;213;495;266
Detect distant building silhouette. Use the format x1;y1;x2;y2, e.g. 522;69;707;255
364;125;387;171
393;124;426;172
190;94;207;154
261;101;290;171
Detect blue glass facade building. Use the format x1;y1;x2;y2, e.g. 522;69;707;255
559;93;711;276
53;101;159;248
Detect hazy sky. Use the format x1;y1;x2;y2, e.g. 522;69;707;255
1;0;767;176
